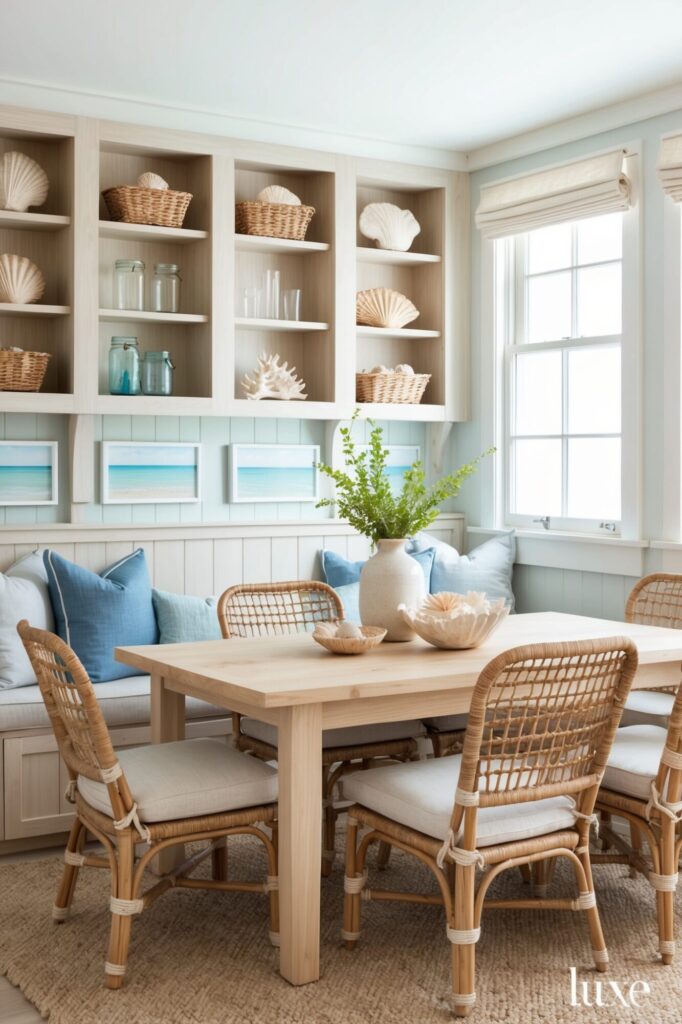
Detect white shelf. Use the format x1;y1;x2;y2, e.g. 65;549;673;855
95;394;214;416
357;402;446;422
235;317;329;333
99;221;208;244
229;398;337;418
356;325;440;339
0;391;76;413
356;246;441;266
0;210;71;232
235;235;330;256
0;302;70;318
99;309;208;324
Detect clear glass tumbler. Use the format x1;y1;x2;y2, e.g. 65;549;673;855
282;288;302;321
242;287;259;318
263;269;281;319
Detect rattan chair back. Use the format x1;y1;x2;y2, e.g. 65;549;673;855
217;580;343;638
626;573;682;629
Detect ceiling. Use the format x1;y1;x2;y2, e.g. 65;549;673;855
2;0;682;153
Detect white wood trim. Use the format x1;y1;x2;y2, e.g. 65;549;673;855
661;196;682;541
468;526;647;576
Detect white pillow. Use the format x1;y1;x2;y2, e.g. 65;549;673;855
0;551;55;689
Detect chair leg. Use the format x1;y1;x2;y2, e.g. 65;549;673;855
211;837;228;881
656;819;676;964
573;851;608;973
600;811;612;851
518;863;532;884
266;822;279;947
377;841;391;870
451;862;477;1017
343;817;362;950
322;765;337;877
629;821;642;878
105;832;136;989
532;859;549;897
53;817;85;922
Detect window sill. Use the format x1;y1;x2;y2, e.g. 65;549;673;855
466;526;647;576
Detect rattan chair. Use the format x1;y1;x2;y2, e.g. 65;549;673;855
341;637;638;1017
217;581;423;874
595;674;682;964
621;574;682;727
18;620;279;989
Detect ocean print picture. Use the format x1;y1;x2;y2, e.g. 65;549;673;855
0;441;58;505
102;442;201;504
358;444;420;496
230;444;319;503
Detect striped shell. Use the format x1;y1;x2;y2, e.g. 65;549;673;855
359;202;420;251
136;172;169;190
0;254;45;304
356;288;419;329
256;185;301;206
0;152;49;213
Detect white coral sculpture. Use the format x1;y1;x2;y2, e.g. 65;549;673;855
241;352;308;401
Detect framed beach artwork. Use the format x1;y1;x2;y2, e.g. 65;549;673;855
358;444;420;496
0;441;58;505
101;442;201;504
229;444;319;503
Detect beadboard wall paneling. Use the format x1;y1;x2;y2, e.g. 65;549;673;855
512;564;638;620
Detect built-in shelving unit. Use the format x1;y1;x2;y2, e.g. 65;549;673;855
0;106;469;421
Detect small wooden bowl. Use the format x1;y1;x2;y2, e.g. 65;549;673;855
312;625;387;655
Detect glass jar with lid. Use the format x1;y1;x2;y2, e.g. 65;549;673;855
108;337;141;395
141;350;175;396
114;259;145;311
152;263;181;313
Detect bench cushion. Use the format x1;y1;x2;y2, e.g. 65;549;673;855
0;675;227;732
241;715;425;750
621;690;675;729
601;724;668;801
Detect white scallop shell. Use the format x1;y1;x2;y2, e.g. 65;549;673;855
256;185;301;206
0;152;49;212
356;288;419;329
398;595;509;650
136;172;169;190
241;352;307;401
359;202;420;252
395;363;415;375
0;254;45;304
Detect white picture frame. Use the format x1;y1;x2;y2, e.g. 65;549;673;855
101;442;201;504
229;443;320;503
0;441;58;506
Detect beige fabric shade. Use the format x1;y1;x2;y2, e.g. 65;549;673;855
476;149;631;238
658;134;682;201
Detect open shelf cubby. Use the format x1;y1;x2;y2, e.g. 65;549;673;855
98;317;212;400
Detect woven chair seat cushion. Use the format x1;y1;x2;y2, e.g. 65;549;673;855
621;690;675;729
601;724;668;801
421;713;468;732
240;716;425;750
78;738;277;823
341;755;578;847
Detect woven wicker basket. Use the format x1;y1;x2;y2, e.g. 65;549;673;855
102;186;193;228
356;371;430;404
0;349;50;391
235;201;315;241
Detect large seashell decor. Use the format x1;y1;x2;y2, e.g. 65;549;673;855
399;591;509;650
0;152;49;213
359;202;420;252
0;254;46;304
136;171;169;190
256;185;301;206
241;352;307;401
356;287;419;329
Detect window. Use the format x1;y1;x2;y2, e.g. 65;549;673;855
499;212;624;533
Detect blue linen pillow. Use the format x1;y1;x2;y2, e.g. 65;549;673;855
407;532;515;610
321;547;436;590
334;582;361;624
43;548;158;683
153;589;221;644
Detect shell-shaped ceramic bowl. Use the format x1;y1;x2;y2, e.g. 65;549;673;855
399;595;509;650
313;625;386;655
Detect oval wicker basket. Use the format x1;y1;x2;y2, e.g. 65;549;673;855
102;186;193;228
0;349;50;391
356;371;430;404
236;200;315;241
312;625;387;655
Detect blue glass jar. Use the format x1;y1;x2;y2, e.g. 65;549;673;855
108;336;140;395
141;350;174;396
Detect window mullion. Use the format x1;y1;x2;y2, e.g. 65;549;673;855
562;347;569;519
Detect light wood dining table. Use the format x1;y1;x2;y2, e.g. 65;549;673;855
116;610;682;987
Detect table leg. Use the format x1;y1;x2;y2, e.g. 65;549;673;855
277;704;323;985
150;674;185;874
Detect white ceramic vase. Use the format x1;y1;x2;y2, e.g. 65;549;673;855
359;538;425;642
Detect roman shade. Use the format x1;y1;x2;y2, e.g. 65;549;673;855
658;133;682;201
476;149;631;239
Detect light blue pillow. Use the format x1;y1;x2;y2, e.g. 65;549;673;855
334;582;361;624
43;548;158;683
153;589;221;644
0;551;55;689
407;532;515;610
321;547;436;590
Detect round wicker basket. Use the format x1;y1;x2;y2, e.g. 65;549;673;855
235;200;315;241
0;349;50;391
312;625;387;655
356;371;430;404
102;186;193;228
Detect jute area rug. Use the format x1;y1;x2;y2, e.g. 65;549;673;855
1;834;682;1024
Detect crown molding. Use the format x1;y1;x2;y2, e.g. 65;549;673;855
465;81;682;171
0;75;467;171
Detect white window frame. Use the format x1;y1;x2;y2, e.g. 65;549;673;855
479;148;642;542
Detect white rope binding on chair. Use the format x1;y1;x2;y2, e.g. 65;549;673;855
593;948;609;964
113;803;152;843
446;926;481;945
451;992;477;1008
571;891;597;911
568;798;600;837
269;932;280;947
646;782;682;822
341;929;361;941
64;849;85;866
455;788;480;807
662;746;682;770
110;896;144;916
436;830;486;870
64;780;77;804
263;875;279;893
100;763;123;784
344;870;368;894
52;904;70;921
649;871;679;892
660;940;676;956
104;961;126;977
